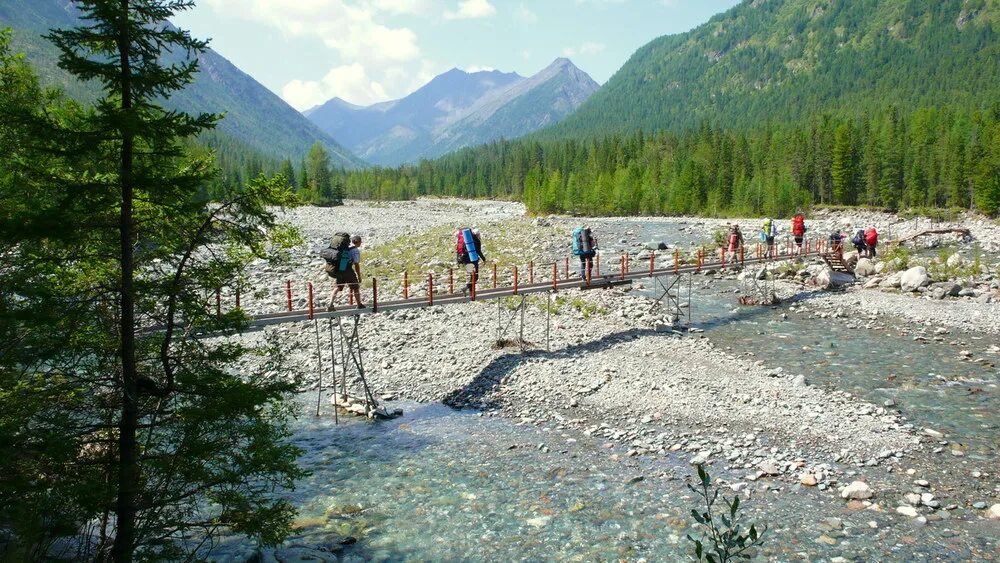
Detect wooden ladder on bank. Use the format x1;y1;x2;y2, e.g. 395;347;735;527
821;249;853;274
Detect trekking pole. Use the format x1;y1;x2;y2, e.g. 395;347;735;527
403;271;409;300
427;273;433;306
371;278;378;313
307;282;314;320
285;280;293;312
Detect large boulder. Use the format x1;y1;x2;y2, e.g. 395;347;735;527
880;272;903;289
854;258;877;277
842;251;860;270
946;253;965;268
928;281;962;299
900;266;931;292
814;268;855;289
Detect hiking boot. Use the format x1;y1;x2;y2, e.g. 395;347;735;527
326;304;336;312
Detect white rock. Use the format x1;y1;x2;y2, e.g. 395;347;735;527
896;506;919;518
854;258;877;277
988;504;1000;520
841;481;873;500
900;266;931;292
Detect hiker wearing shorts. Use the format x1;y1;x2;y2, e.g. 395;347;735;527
726;224;743;265
791;213;806;255
327;235;364;311
457;228;485;295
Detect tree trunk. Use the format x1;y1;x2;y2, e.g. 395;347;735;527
111;1;138;560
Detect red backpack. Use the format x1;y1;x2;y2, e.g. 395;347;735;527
865;228;878;246
791;214;805;237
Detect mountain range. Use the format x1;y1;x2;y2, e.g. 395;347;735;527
305;58;599;166
0;0;363;168
546;0;1000;138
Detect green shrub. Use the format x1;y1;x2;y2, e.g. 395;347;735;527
686;465;768;562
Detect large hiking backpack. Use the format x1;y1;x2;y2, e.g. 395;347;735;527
865;228;879;246
762;218;773;237
572;227;593;256
791;214;805;236
322;232;353;276
851;229;865;246
456;228;480;264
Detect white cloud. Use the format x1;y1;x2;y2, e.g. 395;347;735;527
282;63;390;109
371;0;433;14
464;65;496;73
514;4;537;24
203;0;420;65
562;41;606;57
443;0;496;20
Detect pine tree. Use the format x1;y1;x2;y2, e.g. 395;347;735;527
2;3;308;559
831;123;856;204
279;158;296;189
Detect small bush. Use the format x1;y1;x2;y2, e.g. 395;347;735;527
686;465;767;562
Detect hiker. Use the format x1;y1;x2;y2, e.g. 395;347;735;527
456;227;485;295
761;218;778;259
791;213;806;255
726;224;744;264
851;228;867;257
865;226;879;258
324;234;364;311
829;229;845;253
572;226;598;282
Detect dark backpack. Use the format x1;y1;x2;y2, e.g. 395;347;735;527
322;232;353;276
851;230;865;246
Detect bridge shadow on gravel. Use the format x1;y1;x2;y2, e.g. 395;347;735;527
442;287;834;409
442;327;665;409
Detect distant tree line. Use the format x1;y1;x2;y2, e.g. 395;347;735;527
331;105;1000;217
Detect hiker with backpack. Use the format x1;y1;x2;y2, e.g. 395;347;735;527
829;229;846;253
572;226;598;283
850;228;867;257
323;234;365;311
791;213;806;255
864;226;879;258
760;218;778;259
456;227;485;295
726;224;743;265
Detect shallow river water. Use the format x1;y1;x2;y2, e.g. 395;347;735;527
213;219;999;561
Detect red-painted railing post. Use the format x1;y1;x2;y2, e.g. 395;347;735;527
619;254;625;281
596;253;601;277
513;266;519;295
285;280;293;311
529;261;535;284
649;252;655;276
565;256;570;280
674;249;680;274
372;278;378;313
403;271;409;300
739;245;745;267
720;247;726;268
492;262;498;289
427;273;433;306
552;263;558;290
235;287;241;309
307;282;314;320
449;268;454;294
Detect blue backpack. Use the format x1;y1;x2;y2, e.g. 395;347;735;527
572;227;584;256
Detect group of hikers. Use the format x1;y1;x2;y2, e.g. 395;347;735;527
724;214;879;262
319;226;599;310
320;216;880;310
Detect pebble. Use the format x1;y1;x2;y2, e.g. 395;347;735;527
841;481;873;500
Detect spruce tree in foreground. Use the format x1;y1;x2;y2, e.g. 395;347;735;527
1;2;305;560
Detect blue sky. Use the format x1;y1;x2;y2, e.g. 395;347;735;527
174;0;741;110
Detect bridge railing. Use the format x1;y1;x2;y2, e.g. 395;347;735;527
203;233;833;321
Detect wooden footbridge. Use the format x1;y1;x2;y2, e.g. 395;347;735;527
214;238;836;420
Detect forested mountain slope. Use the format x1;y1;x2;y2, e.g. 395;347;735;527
545;0;1000;138
0;0;364;167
